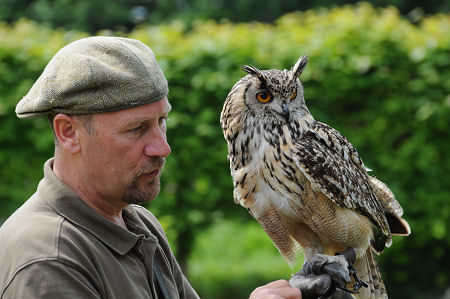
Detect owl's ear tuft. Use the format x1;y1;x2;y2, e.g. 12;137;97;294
241;65;264;79
292;55;308;78
241;65;263;77
241;65;268;87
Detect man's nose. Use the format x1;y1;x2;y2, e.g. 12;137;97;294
144;127;171;157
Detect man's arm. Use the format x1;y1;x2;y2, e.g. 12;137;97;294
2;260;100;299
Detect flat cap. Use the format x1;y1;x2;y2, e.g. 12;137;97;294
16;36;168;118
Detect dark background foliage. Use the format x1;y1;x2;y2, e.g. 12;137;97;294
0;1;449;298
1;0;450;33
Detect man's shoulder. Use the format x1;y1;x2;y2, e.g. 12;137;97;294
0;194;63;256
0;194;91;290
0;194;64;289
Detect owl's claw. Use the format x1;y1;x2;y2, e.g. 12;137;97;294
347;263;368;292
301;254;351;290
290;256;353;299
297;248;368;296
335;247;368;293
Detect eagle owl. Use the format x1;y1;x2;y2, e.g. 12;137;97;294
220;56;410;299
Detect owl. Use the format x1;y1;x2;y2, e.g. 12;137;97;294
220;56;410;299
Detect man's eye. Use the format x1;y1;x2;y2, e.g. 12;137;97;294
159;117;168;126
129;125;144;133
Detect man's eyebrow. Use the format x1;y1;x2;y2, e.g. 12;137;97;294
119;105;172;129
119;117;150;129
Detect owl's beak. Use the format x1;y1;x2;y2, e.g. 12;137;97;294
281;102;290;122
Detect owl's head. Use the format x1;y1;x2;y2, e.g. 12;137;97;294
222;56;310;129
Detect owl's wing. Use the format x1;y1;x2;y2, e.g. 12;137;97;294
293;121;391;240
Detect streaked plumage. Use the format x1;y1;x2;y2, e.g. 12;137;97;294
220;56;410;299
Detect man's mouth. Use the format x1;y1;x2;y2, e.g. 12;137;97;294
138;158;165;180
141;168;160;179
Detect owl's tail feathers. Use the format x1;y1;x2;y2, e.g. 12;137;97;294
369;176;411;236
353;248;388;299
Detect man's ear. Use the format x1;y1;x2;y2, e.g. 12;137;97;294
53;114;81;154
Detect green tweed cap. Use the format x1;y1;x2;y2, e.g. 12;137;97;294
16;36;168;118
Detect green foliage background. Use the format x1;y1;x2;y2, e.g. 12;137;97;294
0;3;449;298
1;0;450;33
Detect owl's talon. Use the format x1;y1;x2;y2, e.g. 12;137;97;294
349;263;368;292
335;247;368;293
301;254;351;291
299;249;370;296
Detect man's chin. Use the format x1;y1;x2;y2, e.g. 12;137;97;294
122;178;161;205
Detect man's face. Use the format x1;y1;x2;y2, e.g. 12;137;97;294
77;98;171;206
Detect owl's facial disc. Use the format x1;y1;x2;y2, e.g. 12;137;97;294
241;67;307;124
252;89;292;123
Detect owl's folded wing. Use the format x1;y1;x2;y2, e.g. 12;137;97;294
292;122;391;242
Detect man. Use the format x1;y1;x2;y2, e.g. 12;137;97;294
0;37;302;299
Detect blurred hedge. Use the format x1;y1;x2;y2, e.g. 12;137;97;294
0;3;449;298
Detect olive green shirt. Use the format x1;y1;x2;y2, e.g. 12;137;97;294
0;159;199;299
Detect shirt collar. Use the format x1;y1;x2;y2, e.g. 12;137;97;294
38;158;158;255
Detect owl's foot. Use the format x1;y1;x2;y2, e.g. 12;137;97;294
289;253;354;299
335;247;368;293
294;248;368;296
301;254;351;290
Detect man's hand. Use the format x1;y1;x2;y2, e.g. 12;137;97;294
250;279;302;299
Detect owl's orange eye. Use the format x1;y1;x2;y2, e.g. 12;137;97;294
291;89;297;100
256;91;273;103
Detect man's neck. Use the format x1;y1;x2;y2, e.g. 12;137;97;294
53;156;128;229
